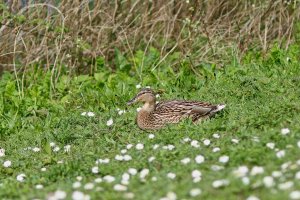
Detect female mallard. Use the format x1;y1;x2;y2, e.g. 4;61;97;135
127;88;225;130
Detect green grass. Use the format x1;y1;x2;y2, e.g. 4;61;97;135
0;45;300;200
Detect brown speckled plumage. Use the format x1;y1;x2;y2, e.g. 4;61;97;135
127;88;225;130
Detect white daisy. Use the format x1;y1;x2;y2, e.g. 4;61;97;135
180;157;191;165
276;150;285;158
3;160;11;168
92;166;99;174
290;191;300;200
167;172;176;179
211;165;224;171
272;171;282;178
103;175;115;183
54;190;67;199
139;169;150;179
106;118;113;126
136;143;144;150
126;144;133;149
263;176;274;188
246;196;260;200
219;155;229;163
250;166;264;176
212;133;220;139
84;183;94;190
64;145;71;152
191;140;200;148
242;177;250;185
266;142;275;149
128;168;137;175
212;179;229;188
203;139;211;146
231;139;239;144
114;184;127;191
136;84;141;89
16;173;26;182
183;137;191;142
0;148;5;157
212;147;220;152
148;156;155;162
87;112;95;117
73;181;81;188
35;184;43;189
295;171;300;179
281;128;290;135
195;155;205;164
32;147;40;152
123;155;132;161
278;181;293;190
148;134;155;139
189;188;201;197
233;166;249;177
153;144;160;150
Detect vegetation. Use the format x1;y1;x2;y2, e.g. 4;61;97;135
1;0;300;200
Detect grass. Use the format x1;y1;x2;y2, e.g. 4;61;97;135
0;45;300;200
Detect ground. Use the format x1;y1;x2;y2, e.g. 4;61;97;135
0;46;300;200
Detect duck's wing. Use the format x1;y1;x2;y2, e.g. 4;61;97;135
155;100;218;116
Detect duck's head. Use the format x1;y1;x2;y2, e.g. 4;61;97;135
127;88;156;105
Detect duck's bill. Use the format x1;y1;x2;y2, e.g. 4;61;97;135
127;97;137;105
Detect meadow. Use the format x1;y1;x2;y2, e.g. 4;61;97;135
0;45;300;199
1;0;300;199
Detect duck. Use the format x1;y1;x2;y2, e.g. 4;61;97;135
127;88;225;130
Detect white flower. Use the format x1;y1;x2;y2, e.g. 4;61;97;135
115;154;124;161
242;177;250;185
263;176;274;188
94;178;102;183
81;112;87;116
195;155;205;164
246;196;260;200
167;172;176;179
278;181;293;190
148;156;155;162
54;190;67;199
212;179;229;188
103;175;115;183
181;157;191;165
145;86;151;89
121;149;127;154
35;184;43;189
191;140;200;148
272;171;282;178
295;171;300;179
281;128;290;135
72;191;86;200
123;155;131;161
136;143;144;150
191;170;202;178
92;166;99;174
148;134;155;139
163;144;175;150
183;137;191;142
290;191;300;200
118;110;125;115
281;162;291;171
151;177;157;182
139;169;150;179
76;176;83;181
266;142;275;149
114;184;127;191
136;84;141;89
87;112;95;117
64;145;71;152
96;158;110;164
213;133;220;138
233;166;249;177
203;139;211;146
41;167;47;172
219;155;229;163
73;181;81;188
128;168;137;175
16;174;26;182
32;147;40;152
3;160;11;168
122;173;130;184
153;144;160;150
250;166;264;176
50;142;56;147
276;150;285;158
136;107;142;112
193;176;201;183
211;165;224;171
106;118;113;126
189;188;201;197
84;183;94;190
161;192;177;200
126;144;133;149
57;160;64;164
0;148;5;157
231;139;239;144
123;192;135;199
53;146;60;152
297;140;300;148
212;147;220;152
